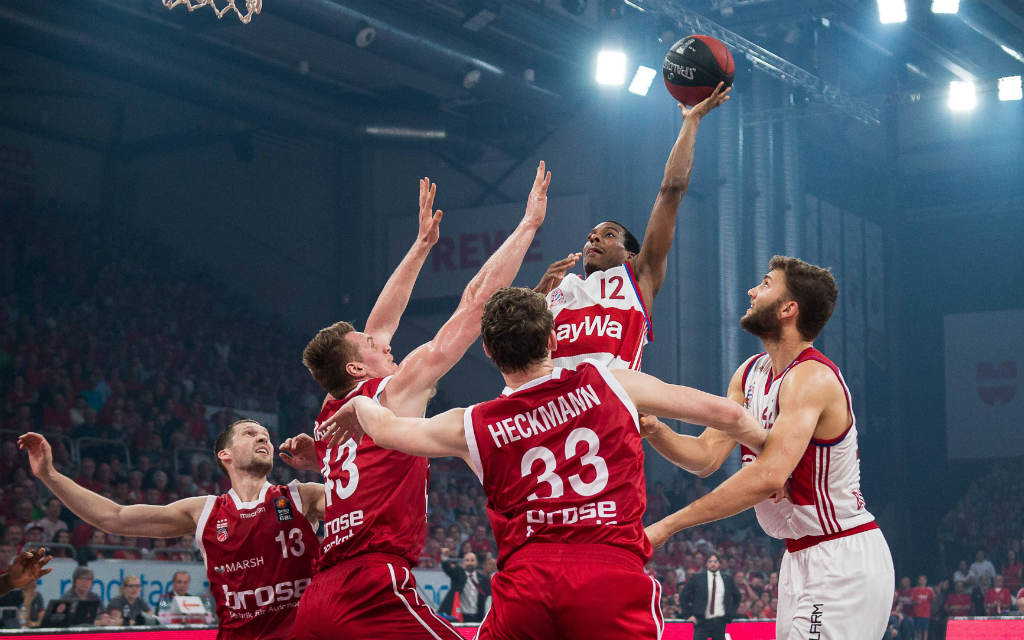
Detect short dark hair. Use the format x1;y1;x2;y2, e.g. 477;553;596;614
606;220;640;255
213;419;259;476
72;566;94;581
481;287;554;373
769;255;838;341
302;321;360;397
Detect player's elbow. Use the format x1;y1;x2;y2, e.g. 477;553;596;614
658;180;688;198
757;465;788;494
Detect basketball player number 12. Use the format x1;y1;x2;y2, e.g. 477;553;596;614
521;427;609;500
600;276;625;300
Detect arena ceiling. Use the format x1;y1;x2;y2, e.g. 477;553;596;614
0;1;1022;167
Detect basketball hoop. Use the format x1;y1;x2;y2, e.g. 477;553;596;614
162;0;262;24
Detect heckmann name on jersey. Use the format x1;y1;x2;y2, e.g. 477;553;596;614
484;384;601;447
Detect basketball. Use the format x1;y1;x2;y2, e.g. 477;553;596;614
662;35;735;106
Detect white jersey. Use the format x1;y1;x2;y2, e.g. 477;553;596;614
739;347;875;541
546;263;651;371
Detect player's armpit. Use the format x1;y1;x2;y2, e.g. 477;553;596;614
297;482;326;523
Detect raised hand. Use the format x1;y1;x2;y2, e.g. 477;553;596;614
638;414;662;438
680;82;731;120
279;433;319;471
534;252;581;295
17;432;54;478
8;548;53;589
523;161;552;229
317;397;370;449
417;177;443;246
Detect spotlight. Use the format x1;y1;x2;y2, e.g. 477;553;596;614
595;49;627;86
947;81;976;111
463;68;482;89
1000;45;1024;63
628;66;657;96
930;0;958;14
364;126;446;140
877;0;907;24
998;76;1022;101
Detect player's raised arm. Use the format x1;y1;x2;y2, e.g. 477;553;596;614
644;363;831;548
611;367;764;453
640;355;755;477
382;162;551;417
363;177;444;345
630;83;730;303
18;432;203;538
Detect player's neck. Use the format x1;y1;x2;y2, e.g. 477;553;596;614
761;334;813;377
501;362;555;391
228;472;268;502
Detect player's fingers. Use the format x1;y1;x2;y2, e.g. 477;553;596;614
39;567;52;577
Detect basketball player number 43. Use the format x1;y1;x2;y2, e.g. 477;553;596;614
321;440;359;507
521;427;609;500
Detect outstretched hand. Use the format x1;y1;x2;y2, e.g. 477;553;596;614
680;82;731;120
638;414;664;438
279;433;319;471
523;161;552;229
417;177;443;246
317;397;371;449
534;252;580;295
17;432;54;478
8;548;53;589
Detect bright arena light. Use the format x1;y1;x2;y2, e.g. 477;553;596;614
1000;45;1024;63
948;81;977;111
998;76;1022;102
931;0;959;14
877;0;907;24
595;50;627;86
627;66;657;96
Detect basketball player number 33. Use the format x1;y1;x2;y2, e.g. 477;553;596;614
521;427;609;500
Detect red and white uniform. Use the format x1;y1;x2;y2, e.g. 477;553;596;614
739;347;894;640
294;377;460;640
547;263;652;371
195;481;317;640
464;361;662;640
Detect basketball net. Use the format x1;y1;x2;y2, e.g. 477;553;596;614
162;0;262;24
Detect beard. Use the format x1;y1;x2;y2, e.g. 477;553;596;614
740;299;783;340
238;456;273;476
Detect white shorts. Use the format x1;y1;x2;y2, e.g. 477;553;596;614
777;526;894;640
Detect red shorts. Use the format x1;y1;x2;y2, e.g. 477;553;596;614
477;543;664;640
293;553;462;640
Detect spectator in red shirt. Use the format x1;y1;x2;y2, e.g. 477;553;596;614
1001;549;1022;592
945;580;972;617
74;457;102;493
910;574;935;640
1016;586;1024;613
984;574;1012;615
897;576;914;612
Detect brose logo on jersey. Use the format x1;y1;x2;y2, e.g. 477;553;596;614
221;577;311;611
556;315;623;343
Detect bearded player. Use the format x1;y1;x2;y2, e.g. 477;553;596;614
317;287;767;639
19;421;319;640
644;256;895;640
279;163;552;639
534;84;729;370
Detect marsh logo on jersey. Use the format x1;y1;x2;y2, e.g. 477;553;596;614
216;518;229;542
274;496;293;522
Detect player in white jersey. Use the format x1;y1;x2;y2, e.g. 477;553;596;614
535;84;730;370
644;255;894;640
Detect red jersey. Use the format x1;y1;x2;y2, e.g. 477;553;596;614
910;586;934;618
984;587;1012;614
464;361;651;568
195;481;317;639
896;587;913;610
945;592;972;616
313;377;429;569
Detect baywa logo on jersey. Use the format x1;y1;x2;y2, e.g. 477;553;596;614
216;518;229;542
275;496;294;522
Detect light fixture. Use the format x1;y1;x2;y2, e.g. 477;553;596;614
355;23;376;48
947;81;976;111
595;49;627;86
1000;45;1024;64
463;4;499;32
463;68;483;89
877;0;907;24
628;66;657;96
364;126;447;140
930;0;959;14
998;76;1022;101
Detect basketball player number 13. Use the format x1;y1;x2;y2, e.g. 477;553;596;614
600;276;625;300
521;427;609;500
